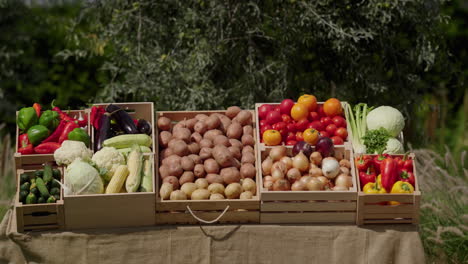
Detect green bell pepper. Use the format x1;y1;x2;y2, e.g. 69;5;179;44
39;110;59;131
67;128;90;147
17;107;38;132
27;125;50;146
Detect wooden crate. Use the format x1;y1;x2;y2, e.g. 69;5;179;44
15;109;91;170
63;154;156;230
14;166;65;232
91;102;156;152
259;144;358;224
356;153;421;225
155;110;260;224
254;102;351;149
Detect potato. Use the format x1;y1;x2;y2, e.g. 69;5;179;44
204;158;220;174
240;191;253;200
226;106;242;119
162;176;180;190
212;145;233;167
180;183;197;197
242;145;254;155
234;110;252;126
163;155;181;165
243;125;253;136
157;116;172;131
181;156;195;171
159;131;172;148
231;158;241;169
160;148;174;160
172;120;186;131
188;142;200;155
195;114;209;121
241;178;256;195
188;154;202;164
199;139;213;149
195;178;209;189
207;183;225;194
241;134;254;146
226;122;243;139
173;127;191;143
225;183;242;199
203;129;223;141
199;147;213;160
170;190;187;200
228;146;241;160
190;132;203;143
213;135;230;147
172;140;189;156
194;121;207;134
240;163;256;179
185;118;198;131
206;173;224;184
220;167;241;184
193;164;206;178
210;193;225;200
229;139;243;149
179;171;195;185
205;115;221;130
159;182;173;200
241;152;255;164
168;163;183;177
158;165;171;179
219;117;231;134
191;189;211;200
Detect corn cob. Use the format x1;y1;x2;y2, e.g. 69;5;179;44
106;165;129;194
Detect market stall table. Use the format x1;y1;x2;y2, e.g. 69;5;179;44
0;209;425;264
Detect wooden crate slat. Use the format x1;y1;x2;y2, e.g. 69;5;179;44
363;204;415;214
156;199;259;211
260;212;356;224
23;214;58;226
261;201;356;212
261;191;357;201
155;211;259;225
360;193;415;203
365;213;415;219
363;219;414;224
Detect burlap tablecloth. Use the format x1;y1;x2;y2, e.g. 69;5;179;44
0;209;425;264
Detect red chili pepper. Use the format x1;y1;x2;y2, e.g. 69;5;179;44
359;168;376;189
42;120;67;143
355;155;372;172
78;114;88;128
403;159;413;172
133;118;138;126
18;134;30;148
33;103;41;117
380;157;398;192
90;106;105;129
373;154;388;175
58;121;79;143
399;169;415;187
34;142;61;154
18;144;34;154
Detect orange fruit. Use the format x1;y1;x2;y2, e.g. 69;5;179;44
263;130;282;146
323;98;342;117
290;103;309;121
303;128;319;145
298;94;317;111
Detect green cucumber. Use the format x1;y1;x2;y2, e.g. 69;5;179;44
34;170;43;178
20;182;31;192
37;197;46;204
51;180;61;189
43;163;53;183
30;187;39;196
46;196;56;203
25;193;37;204
20;173;29;184
52;169;61;180
19;190;28;203
50;187;60;196
53;194;60;201
35;177;50;198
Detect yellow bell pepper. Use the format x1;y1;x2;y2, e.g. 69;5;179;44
389;181;414;205
363;175;387;194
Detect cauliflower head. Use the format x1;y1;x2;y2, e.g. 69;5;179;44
54;140;93;166
383;138;404;154
91;147;126;182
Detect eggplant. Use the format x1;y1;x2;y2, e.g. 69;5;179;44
95;113;111;151
106;104;139;134
137;119;152;135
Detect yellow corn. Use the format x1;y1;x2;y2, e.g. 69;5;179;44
125;144;143;192
106;165;129;194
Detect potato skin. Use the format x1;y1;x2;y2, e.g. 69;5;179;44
220;167;241;184
240;163;256;179
226;123;243;139
212;145;233;167
206;173;224;184
159;131;172;148
194;164;206;178
205;115;221;130
157;117;172;131
179;171;195;185
204;158;220;174
226;106;242;119
234;110;252;126
225;183;242;199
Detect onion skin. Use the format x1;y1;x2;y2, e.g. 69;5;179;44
273;179;291;191
269;146;287;161
315;137;334;157
310;152;322;166
339;159;351;169
292;152;309;172
286;168;301;183
322;157;340;179
299;176;313;185
271;168;285;181
306;178;324;191
263;180;274;190
291;181;306;191
262;157;273;175
292;141;313;157
334;174;353;188
280;156;293;170
339;166;350;175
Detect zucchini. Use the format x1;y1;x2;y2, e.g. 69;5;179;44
20;182;31;192
25;193;37;204
35;177;50;198
118;146;151;156
43;163;53;183
125;144;143;192
52;169;61;180
20;173;29;184
139;158;153;192
38;196;46;204
103;134;152;149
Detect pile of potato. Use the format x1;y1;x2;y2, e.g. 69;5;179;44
158;106;257;200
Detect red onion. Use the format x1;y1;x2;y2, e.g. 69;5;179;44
292;141;312;157
315;137;334;157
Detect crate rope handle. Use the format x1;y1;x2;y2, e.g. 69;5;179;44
186;205;230;224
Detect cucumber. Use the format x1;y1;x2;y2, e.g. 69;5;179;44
43;163;53;183
50;187;60;196
30;187;39;196
51;180;61;189
35;177;50;199
19;190;28;203
37;197;46;204
25;193;37;204
34;170;43;178
52;169;61;180
20;173;29;184
46;196;56;203
20;182;31;192
53;194;60;201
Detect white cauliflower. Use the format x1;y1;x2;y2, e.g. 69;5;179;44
383;138;404;154
91;147;126;182
54;140;93;166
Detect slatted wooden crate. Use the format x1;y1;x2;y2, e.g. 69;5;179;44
259;144;358;224
14;166;64;232
155;110;260;224
356;153;421;225
15;109;90;170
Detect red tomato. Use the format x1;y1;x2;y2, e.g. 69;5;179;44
309;121;324;131
325;124;338;136
281;114;292;123
274;106;281;112
273;122;287;137
332;116;347;128
335;127;348;140
286;140;297;146
259;119;268;127
258;104;273;120
286;132;296;141
317;105;325;117
308;111;319;121
260;124;273;135
280;99;295;115
319;131;329;138
266;111;282;125
331;136;344;145
295;131;304;141
320;116;333;126
295;119;309;131
286;123;296;133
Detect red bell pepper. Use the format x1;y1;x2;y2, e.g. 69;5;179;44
52;100;87;127
359;168;376;189
33;103;41;117
18;144;34;154
58;121;79;143
380;157;398;192
34;142;61;154
18;133;34;154
403;159;413;172
90;106;105;129
373;154;388;175
355;155;372;171
42;120;67;143
399;169;415;187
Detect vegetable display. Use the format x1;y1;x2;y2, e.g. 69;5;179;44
158;108;257;200
18;164;61;204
